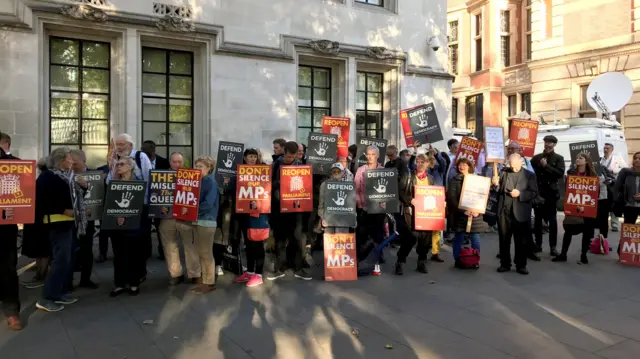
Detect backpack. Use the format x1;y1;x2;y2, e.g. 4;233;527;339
590;234;610;255
135;151;142;171
459;247;480;268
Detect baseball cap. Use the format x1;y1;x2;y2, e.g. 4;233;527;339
331;163;344;171
543;135;558;144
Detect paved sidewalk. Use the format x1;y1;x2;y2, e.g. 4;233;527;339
2;229;640;359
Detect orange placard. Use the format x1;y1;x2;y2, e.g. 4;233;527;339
0;160;36;224
414;185;446;231
322;116;350;159
323;232;357;281
620;223;640;267
509;119;538;157
279;165;313;212
563;175;599;218
171;168;202;222
236;164;272;214
455;137;484;167
400;107;416;147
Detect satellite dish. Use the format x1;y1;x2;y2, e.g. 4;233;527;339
587;72;633;115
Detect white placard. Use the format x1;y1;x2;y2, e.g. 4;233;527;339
458;174;491;214
484;126;505;162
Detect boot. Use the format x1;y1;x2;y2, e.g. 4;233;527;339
430;254;444;263
416;260;428;274
578;253;588;265
551;254;567;262
394;262;404;276
550;247;559;257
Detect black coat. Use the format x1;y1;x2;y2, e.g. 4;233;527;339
154;155;171;170
398;171;435;231
531;151;565;200
495;168;538;223
446;174;484;233
0;152;18;238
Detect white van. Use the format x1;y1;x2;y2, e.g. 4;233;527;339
534;117;628;171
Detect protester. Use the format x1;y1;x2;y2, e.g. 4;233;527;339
268;141;311;280
493;153;538;275
141;140;170;260
108;156;146;297
395;154;437;274
272;138;286;163
69;149;98;289
297;143;307;163
337;156;353;181
613;152;640;254
176;157;219;294
447;158;482;269
553;153;601;264
235;148;269;287
386;145;398;165
601;143;627;232
35;147;87;312
0;138;22;330
531;135;565;256
348;144;358;174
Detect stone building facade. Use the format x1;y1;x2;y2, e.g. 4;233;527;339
0;0;452;167
448;0;640;156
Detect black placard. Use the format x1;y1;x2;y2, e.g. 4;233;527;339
215;141;244;186
101;180;147;230
323;181;357;227
355;137;388;167
365;168;399;214
407;103;443;143
149;170;176;219
307;132;338;175
569;140;600;167
77;171;104;221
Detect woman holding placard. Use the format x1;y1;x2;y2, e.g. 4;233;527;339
446;158;482;269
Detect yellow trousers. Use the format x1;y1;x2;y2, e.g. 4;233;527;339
432;231;441;255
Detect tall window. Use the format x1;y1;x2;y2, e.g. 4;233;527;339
579;85;597;118
355;0;382;5
500;11;511;67
507;95;517;116
49;37;110;169
142;48;194;166
452;98;458;128
298;66;331;144
356;72;383;139
466;96;478;132
521;92;531;114
525;0;532;61
474;14;483;71
448;20;459;74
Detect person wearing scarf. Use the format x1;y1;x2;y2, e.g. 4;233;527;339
35;147;87;313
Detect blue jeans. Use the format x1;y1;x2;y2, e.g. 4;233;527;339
43;222;74;301
453;233;480;260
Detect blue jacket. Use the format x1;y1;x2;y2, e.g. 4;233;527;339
197;174;219;221
428;153;447;186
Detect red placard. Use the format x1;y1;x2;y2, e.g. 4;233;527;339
563;175;598;218
620;223;640;266
279;165;313;212
400;107;416;147
324;232;357;281
455;137;484;167
172;168;202;222
0;160;36;224
509;119;539;157
322;116;350;159
236;164;271;214
414;185;446;231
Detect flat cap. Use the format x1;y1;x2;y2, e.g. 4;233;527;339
543;135;558;144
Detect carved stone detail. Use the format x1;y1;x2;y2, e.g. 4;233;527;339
365;46;394;60
155;15;195;32
504;69;531;86
61;4;108;21
308;40;340;55
505;72;517;86
517;69;531;84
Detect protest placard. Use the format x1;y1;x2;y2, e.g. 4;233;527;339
406;103;443;143
172;168;202;222
509;119;538;157
149;170;175;219
563;175;599;218
322;116;350;159
455;137;484;167
365;168;399;214
414;185;446;231
215;141;244;187
101;180;146;230
484;126;505;163
324;233;357;281
279;165;313;212
620;223;640;267
307;132;338;175
0;160;35;225
77;171;105;221
458;174;491;214
323;181;357;227
400;107;416;147
569;141;600;167
236;164;271;213
355;137;387;167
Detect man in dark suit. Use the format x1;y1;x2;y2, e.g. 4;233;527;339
142;140;170;170
493;153;539;275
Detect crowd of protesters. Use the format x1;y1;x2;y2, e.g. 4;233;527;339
0;130;634;331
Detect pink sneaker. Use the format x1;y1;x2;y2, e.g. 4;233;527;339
234;272;251;283
246;274;263;287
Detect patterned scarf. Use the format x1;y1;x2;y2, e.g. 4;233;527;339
53;169;87;237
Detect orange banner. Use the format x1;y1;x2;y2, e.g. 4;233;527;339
455;137;484;167
236;164;272;214
563;175;599;218
509;119;538;157
172;168;202;222
322;116;350;159
324;233;357;281
279;165;313;212
0;160;36;224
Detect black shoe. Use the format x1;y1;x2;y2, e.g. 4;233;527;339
516;267;529;275
78;280;99;289
527;253;541;262
169;276;184;286
394;262;404;275
430;254;444;263
294;269;312;281
496;252;501;259
96;254;107;263
534;245;542;253
109;287;126;297
454;260;465;269
416;260;428;274
550;248;559;257
129;287;140;296
497;266;511;273
551;254;567;262
578;254;588;265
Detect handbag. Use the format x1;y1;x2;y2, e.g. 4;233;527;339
590;234;610;255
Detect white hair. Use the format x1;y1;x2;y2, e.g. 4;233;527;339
47;147;72;170
117;133;134;147
366;145;379;156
